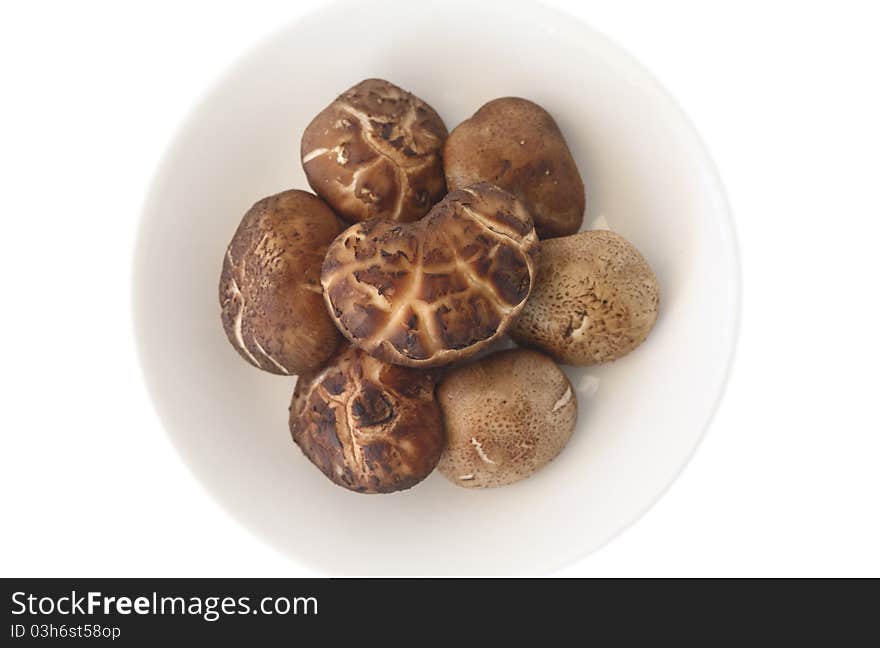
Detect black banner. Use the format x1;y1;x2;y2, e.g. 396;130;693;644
2;578;876;643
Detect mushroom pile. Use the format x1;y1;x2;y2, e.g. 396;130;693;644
219;78;660;494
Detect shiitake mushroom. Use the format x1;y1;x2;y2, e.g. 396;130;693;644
444;97;585;238
301;78;448;224
510;230;659;365
219;189;344;375
321;182;540;368
289;346;444;494
437;349;577;488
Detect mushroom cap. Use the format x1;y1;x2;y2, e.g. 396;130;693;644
510;230;660;365
437;349;577;488
444;97;585;239
301;78;448;223
289;346;444;494
321;182;540;368
219;189;344;375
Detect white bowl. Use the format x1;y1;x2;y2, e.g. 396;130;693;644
133;0;740;576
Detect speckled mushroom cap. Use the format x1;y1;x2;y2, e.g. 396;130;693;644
444;97;585;239
510;230;660;365
289;346;444;494
321;182;541;368
219;189;344;375
437;349;577;488
301;78;448;223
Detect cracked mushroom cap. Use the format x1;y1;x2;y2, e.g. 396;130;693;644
444;97;585;239
301;78;448;224
321;182;540;368
219;189;344;375
437;349;577;488
510;230;660;365
289;346;444;494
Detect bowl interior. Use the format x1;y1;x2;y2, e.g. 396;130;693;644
133;0;738;575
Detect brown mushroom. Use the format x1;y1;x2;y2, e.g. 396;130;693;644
437;349;577;488
321;182;540;368
289;346;444;494
510;230;660;365
219;189;344;375
444;97;585;238
301;78;448;224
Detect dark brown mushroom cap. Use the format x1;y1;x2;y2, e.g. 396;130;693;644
301;78;448;224
321;182;540;368
289;346;444;494
219;189;344;375
444;97;585;238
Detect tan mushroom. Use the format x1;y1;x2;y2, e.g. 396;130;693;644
510;230;660;365
301;78;448;223
321;182;540;367
437;349;577;488
289;346;444;494
444;97;585;238
219;189;344;375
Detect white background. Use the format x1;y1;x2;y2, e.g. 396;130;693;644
1;0;878;577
